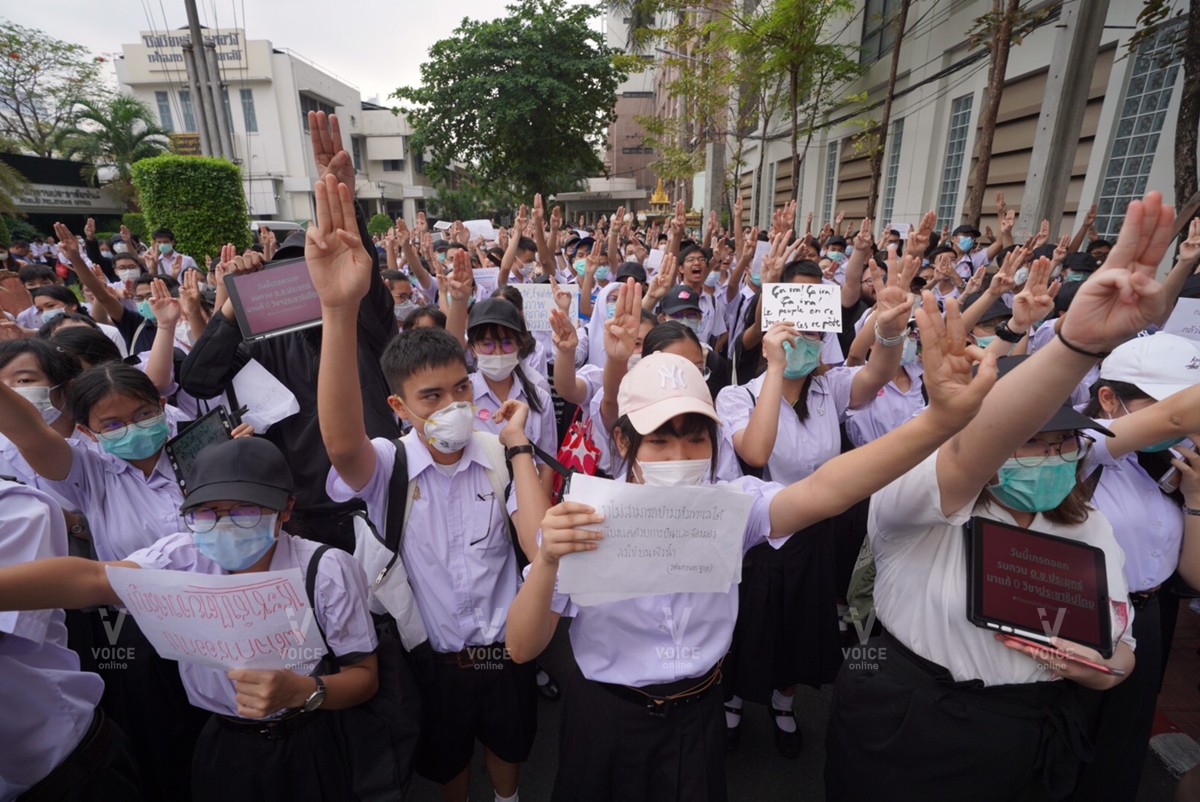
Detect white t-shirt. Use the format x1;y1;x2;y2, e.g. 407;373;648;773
870;450;1135;686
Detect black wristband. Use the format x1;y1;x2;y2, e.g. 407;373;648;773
994;320;1025;344
1056;330;1110;359
505;444;535;461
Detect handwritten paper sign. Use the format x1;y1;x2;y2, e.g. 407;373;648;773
106;566;327;670
516;282;579;330
463;219;499;241
761;282;842;332
1164;298;1200;341
231;358;300;432
473;267;500;294
558;474;754;605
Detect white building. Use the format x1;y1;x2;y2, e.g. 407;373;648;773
737;0;1180;242
115;28;436;225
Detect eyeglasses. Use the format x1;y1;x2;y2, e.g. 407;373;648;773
1012;433;1093;467
682;256;706;266
91;409;164;440
668;310;702;323
184;504;267;534
697;364;713;381
474;338;518;355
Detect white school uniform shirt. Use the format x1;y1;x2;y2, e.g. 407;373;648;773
0;430;99;513
844;363;927;448
955;249;990;280
724;284;757;360
36;406;190;562
16;306;42;331
124;531;377;717
326;436;521;653
539;475;786;687
156;252;198;276
870;450;1136;686
693;288;726;345
1083;421;1185;592
0;481;104;800
715;366;863;484
470;370;557;462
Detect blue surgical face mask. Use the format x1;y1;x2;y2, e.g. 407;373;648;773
1142;437;1184;453
829;250;846;264
900;337;919;366
782;337;821;379
606;300;617;319
137;299;156;323
672;316;701;335
574;259;588;277
750;269;762;288
193;513;279;571
1066;270;1087;283
98;413;169;461
41;307;65;324
704;271;720;288
595;266;610;281
988;455;1076;513
957;236;975;252
157;242;174;256
975;334;996;349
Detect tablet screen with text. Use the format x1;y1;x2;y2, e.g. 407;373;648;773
225;257;323;340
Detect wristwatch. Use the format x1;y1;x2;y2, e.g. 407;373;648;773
994;320;1026;344
302;676;326;712
68;514;89;537
505;444;536;461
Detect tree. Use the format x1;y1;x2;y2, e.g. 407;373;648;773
393;0;633;199
367;213;393;237
864;0;912;221
130;155;251;260
0;21;103;158
0;158;29;215
60;95;170;211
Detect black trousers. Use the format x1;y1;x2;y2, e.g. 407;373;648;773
552;662;726;802
17;709;141;802
1069;593;1161;801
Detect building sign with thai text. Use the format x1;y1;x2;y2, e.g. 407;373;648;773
137;28;246;71
16;183;122;213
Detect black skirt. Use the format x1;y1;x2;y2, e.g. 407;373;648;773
723;520;843;702
552;662;726;802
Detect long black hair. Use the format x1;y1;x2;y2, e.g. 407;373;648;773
67;363;162;429
49;324;124;368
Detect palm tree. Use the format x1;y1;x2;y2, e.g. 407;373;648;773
610;0;659;51
0;159;30;216
60;94;170;210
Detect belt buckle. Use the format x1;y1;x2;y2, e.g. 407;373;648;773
645;696;671;717
456;651;475;670
260;721;284;740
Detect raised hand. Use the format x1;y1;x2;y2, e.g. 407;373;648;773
1030;219;1051;250
1062;191;1174;353
171;253;184;277
52;223;80;262
908;211;938;257
1010;256;1059;331
853;217;874;253
179;269;202;316
549;274;574;314
644;253;677;303
447;248;473;302
603;278;643;362
671;200;686;235
1051;234;1070;265
549;307;579;353
1180;218;1200;265
995;191;1007;221
83;217;96;241
119;224;132;244
306;174;372;310
537;501;604;564
148;277;181;329
308;111;355;190
493;399;531;448
872;248;917;338
415;211;428;237
1083;203;1098;229
916;292;997;431
762;321;800;369
999;208;1016;239
963;264;988;297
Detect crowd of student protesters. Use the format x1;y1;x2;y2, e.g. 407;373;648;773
1;110;1199;802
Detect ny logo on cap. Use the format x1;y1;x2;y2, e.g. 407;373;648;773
1187;357;1200;371
659;363;687;390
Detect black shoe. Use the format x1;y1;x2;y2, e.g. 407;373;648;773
536;668;561;701
772;709;802;759
724;706;742;753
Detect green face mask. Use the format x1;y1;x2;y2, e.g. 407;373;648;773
988;455;1076;513
782;337;821;379
1142;436;1184;453
975;334;996;349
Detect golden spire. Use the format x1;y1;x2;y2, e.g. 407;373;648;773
650;177;669;205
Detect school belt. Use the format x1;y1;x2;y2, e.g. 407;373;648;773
596;661;722;718
215;706;315;740
436;643;512;669
17;709;111;802
1129;583;1162;610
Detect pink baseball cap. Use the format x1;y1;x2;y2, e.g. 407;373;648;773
618;352;720;434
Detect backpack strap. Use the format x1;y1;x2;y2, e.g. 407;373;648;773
373;436;413;588
474;432;515;516
305;544;335;665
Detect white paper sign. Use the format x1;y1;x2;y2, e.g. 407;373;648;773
516;282;579;330
643;248;664;274
891;222;912;240
750;240;772;273
464;219;499;241
761;282;842;331
1164;298;1200;341
106;566;327;670
230;358;300;433
473;267;501;294
557;474;754;605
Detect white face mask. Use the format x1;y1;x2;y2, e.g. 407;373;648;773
416;401;475;454
476;352;520;381
112;243;128;254
117;268;140;282
394;301;418;321
520;262;536;277
636;458;710;487
11;385;62;424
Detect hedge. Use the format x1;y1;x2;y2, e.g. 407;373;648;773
122;213;148;240
2;216;40;243
367;213;393;237
130;155;251;261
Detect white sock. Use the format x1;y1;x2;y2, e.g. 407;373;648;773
496;791;518;802
536;669;549;687
725;694;742;728
771;689;796;733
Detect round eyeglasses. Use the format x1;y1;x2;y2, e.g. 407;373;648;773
91;410;165;441
184;505;266;534
1012;433;1094;467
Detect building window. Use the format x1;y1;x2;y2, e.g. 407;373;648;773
623;91;653;98
862;0;901;66
179;90;197;133
621;146;654;154
154;91;174;133
1095;20;1185;237
881;117;904;226
299;94;336;132
382;159;404;172
351;136;362;172
936;95;974;227
823;140;839;225
414;150;426;175
239;88;257;133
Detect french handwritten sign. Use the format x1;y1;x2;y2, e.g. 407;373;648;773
106;566;327;670
761;282;842;331
1164;298;1200;342
515;283;579;330
558;474;753;605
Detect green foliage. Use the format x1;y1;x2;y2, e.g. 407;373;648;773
0;21;104;157
61;94;170;210
392;0;629;198
635;114;704;184
367;213;393;237
2;215;39;241
0;158;30;215
966;0;1060;51
130;155;251;260
122;212;147;239
0;214;9;247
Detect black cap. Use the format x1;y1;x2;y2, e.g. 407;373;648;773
952;224;981;238
1053;279;1083;316
570;236;596;257
616;262;647;283
181;438;295;512
272;230;307;261
961;292;1010;323
1031;244;1056;261
660;284;702;315
993;356;1114;436
433;239;450;252
468;297;523;332
1062;252;1099;273
826;235;848;248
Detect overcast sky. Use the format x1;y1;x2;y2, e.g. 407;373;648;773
4;0;578;103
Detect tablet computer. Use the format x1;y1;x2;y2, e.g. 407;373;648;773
965;516;1114;659
224;256;323;341
165;406;233;490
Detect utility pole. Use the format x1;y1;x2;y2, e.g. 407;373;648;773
204;39;235;159
180;41;212;157
1022;0;1110;237
184;0;224;157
